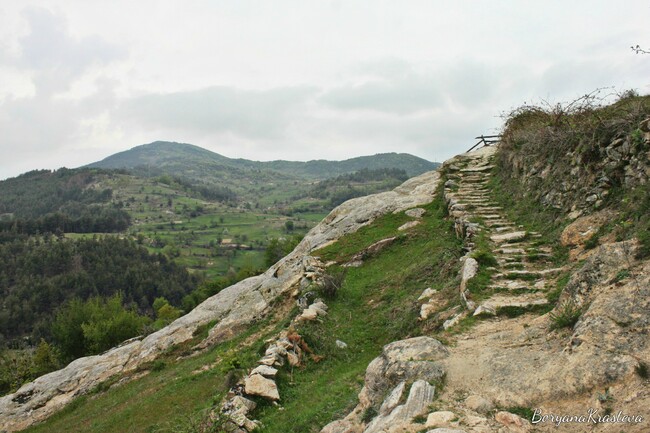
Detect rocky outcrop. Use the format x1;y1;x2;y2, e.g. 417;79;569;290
0;170;440;432
320;336;448;433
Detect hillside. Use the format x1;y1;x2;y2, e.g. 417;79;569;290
1;95;649;433
87;141;439;180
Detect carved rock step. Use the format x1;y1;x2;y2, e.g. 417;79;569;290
490;231;528;243
474;294;549;316
488;279;546;291
493;267;565;279
460;165;494;173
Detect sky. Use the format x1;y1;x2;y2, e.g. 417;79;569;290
0;1;648;180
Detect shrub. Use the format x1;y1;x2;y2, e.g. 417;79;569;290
318;269;347;300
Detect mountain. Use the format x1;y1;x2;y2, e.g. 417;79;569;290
86;141;439;179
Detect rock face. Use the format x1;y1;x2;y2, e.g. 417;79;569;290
320;336;448;433
0;170;440;432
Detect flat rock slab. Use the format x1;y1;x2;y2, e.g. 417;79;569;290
244;374;280;400
490;231;527;243
398;220;421;231
405;208;426;218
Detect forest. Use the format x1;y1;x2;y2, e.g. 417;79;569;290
0;168;131;233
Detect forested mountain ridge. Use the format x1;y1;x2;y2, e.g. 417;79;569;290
86;141;439;179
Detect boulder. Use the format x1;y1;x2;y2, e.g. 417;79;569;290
359;337;448;408
364;380;436;433
425;411;456;426
405;208;426;218
244;374;280;401
464;395;494;414
559;209;617;248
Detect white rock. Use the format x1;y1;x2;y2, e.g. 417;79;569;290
405;208;426;218
250;365;278;377
244;374;280;401
398;220;421;231
335;340;348;349
426;410;456;426
490;231;527;243
464;395;494;414
418;287;437;301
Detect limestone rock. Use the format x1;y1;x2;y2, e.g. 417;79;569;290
495;411;529;431
364;380;436;433
405;208;426;218
250;365;278;377
398;220;421;231
459;257;479;292
420;302;438;320
297;308;319;321
425;429;467;433
320;419;359;433
244;374;280;401
359;337;448;409
336;340;348;349
560;209;617;247
490;231;527;244
425;411;456;426
418;287;437;301
464;395;494;414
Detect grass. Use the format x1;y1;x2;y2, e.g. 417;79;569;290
549;301;583;330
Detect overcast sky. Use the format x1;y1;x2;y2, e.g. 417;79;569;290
0;1;648;180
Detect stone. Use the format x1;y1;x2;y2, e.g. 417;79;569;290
297;308;318;321
378;381;406;416
420;302;438;320
320;419;358;433
398;220;421;231
464;395;494;414
495;411;529;431
244;374;280;401
427;428;465;433
490;231;527;243
335;340;348;349
560;209;617;248
472;305;495;317
405;208;426;218
358;337;448;409
287;351;300;367
364;380;436;433
443;312;465;330
418;287;437;301
459;257;479;292
229;395;257;414
425;411;456;426
250;365;278;377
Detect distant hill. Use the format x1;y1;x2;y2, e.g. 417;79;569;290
87;141;439;180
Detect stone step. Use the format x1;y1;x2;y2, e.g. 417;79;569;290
473;294;549;316
490;231;528;244
493;267;565;279
460;165;494;173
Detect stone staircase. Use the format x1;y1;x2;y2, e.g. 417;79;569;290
443;147;562;318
